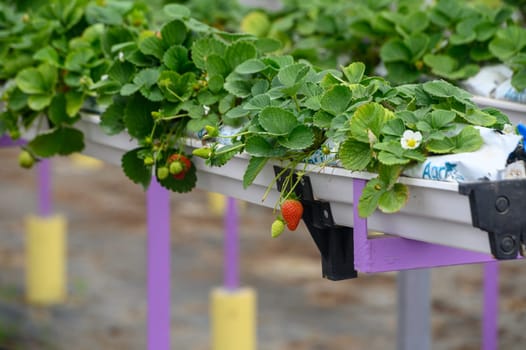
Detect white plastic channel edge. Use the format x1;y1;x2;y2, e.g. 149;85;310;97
75;115;491;254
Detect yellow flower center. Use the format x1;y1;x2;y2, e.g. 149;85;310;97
406;138;417;148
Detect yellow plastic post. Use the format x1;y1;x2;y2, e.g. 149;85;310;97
69;154;104;170
25;214;67;304
208;192;227;216
210;287;257;350
208;192;247;216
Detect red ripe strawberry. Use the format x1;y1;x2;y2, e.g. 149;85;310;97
168;154;191;180
281;199;303;231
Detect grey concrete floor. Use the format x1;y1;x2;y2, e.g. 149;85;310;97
1;147;526;349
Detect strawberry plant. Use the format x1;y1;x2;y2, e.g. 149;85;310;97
197;55;510;218
97;5;282;192
0;0;150;161
0;2;515;233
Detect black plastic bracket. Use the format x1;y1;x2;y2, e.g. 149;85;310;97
274;166;358;280
459;179;526;260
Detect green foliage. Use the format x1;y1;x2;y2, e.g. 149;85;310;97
0;1;515;220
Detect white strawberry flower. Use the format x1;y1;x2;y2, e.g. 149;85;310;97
400;130;422;150
118;51;125;62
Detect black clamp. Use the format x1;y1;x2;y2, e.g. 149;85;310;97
274;167;358;280
459;179;526;260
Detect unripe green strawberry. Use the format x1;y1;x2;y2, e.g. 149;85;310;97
168;154;191;180
192;147;211;159
18;150;35;169
204;125;219;138
169;161;183;175
281;199;303;231
271;218;285;238
157;166;169;180
144;156;154;166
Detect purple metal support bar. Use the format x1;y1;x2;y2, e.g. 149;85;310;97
0;134;25;147
483;262;499;350
352;178;496;273
38;159;52;217
224;197;239;290
146;180;171;350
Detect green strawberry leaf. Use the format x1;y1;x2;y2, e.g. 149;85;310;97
158;71;196;102
382;119;405;137
385;62;420;84
108;61;135;85
243;156;268;188
378;183;409;213
225;41;258;71
380;39;411;62
245;136;286;157
278;125;314;150
489;26;526;61
422;80;472;100
124;95;155;139
452;126;483;153
430;110;456;129
64;48;94;72
161;19;187;46
133;68;160;88
163;46;191;72
313;111;333;129
163;4;191;19
28;127;84;157
191;37;227;70
338;139;372;171
461;109;496;127
121;148;152;190
235;59;267;74
28;95;52;111
277;63;310;87
320;85;352;116
206;55;229;78
350;102;390;144
378;151;411;166
357;178;385;218
121;83;141;96
426;138;455;154
224;79;253;98
139;36;165;60
511;68;526;91
48;94;69;125
16;64;57;95
33;46;60;67
259;107;299;135
245;95;271;111
100;100;126;135
65;91;84;118
342;62;365;84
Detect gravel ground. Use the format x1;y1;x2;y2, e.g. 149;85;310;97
1;147;526;350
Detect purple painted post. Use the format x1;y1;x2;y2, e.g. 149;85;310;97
224;197;239;290
483;262;499;350
146;179;171;350
38;159;52;217
0;134;25;147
